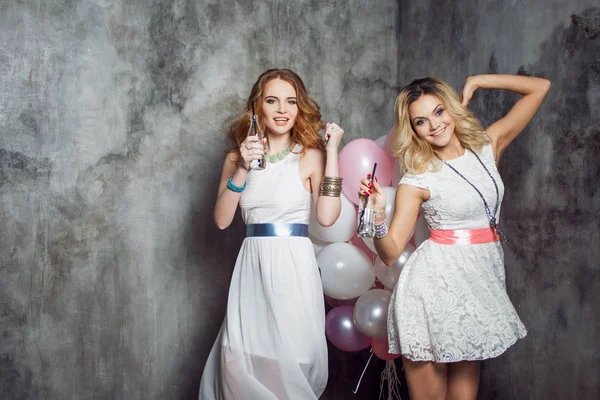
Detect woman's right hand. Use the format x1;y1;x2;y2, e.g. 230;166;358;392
461;75;481;107
359;176;387;223
239;136;266;170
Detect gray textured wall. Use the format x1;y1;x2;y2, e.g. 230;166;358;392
0;1;398;399
397;1;600;399
3;0;598;399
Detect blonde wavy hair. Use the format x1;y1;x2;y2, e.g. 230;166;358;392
391;77;490;174
225;69;325;156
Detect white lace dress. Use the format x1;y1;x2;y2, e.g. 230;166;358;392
199;145;328;399
388;143;527;362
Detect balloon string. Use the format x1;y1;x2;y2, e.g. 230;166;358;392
379;359;403;400
353;347;374;395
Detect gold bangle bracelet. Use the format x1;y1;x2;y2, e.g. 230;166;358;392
320;183;341;192
320;191;341;197
320;176;342;197
322;176;342;182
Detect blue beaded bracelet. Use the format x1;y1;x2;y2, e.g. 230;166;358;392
227;177;247;193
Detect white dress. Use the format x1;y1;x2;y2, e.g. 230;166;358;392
388;143;527;362
199;145;328;399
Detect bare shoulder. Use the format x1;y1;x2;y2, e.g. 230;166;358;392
299;148;325;178
221;151;241;176
299;147;325;165
397;181;430;202
225;151;240;165
301;147;325;159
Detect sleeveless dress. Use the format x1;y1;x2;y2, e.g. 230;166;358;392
199;145;328;399
388;143;527;362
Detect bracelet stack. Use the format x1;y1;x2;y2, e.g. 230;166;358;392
374;219;389;239
319;176;343;197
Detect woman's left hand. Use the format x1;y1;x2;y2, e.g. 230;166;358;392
461;76;481;107
324;122;344;151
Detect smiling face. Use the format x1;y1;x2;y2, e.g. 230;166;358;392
408;94;456;148
261;78;298;136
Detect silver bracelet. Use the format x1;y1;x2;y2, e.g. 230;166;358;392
374;219;389;239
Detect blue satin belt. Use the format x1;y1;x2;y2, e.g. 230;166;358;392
246;223;309;238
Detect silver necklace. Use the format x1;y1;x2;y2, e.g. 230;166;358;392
437;150;508;243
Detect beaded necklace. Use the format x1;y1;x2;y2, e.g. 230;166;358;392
264;147;291;163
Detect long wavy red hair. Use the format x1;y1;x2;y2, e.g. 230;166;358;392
225;69;325;155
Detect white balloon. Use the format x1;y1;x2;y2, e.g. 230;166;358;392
361;236;376;254
309;192;357;243
310;232;330;244
310;234;331;257
383;186;397;223
374;243;415;289
313;244;322;256
413;213;430;247
317;242;375;299
353;289;391;337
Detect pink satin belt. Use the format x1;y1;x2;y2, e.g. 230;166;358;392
429;227;499;245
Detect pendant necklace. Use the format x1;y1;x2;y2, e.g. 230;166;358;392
437;150;509;243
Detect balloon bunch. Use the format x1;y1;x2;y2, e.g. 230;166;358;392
310;127;430;360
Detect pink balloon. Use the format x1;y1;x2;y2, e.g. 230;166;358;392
391;158;404;187
383;126;397;160
372;336;401;360
339;138;392;205
325;306;372;352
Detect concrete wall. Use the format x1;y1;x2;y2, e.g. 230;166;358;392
3;0;598;399
0;1;397;399
396;1;600;399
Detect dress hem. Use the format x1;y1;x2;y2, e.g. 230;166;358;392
389;330;527;363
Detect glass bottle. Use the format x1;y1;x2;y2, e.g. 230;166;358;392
248;105;265;170
356;193;375;238
357;164;378;238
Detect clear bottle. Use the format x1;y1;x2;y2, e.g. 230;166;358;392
248;107;265;170
356;193;375;238
357;165;377;238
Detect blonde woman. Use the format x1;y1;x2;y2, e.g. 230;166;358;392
360;75;550;399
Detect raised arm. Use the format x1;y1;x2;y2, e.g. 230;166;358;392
309;123;344;227
462;74;551;160
213;137;265;230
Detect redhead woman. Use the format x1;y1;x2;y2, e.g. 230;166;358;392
200;69;344;400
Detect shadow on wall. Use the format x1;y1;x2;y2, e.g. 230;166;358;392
471;7;600;279
468;7;600;400
162;163;245;400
